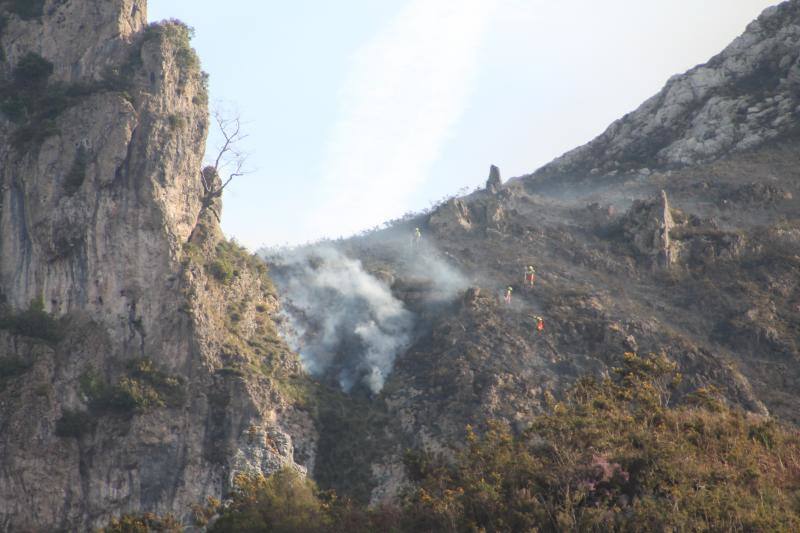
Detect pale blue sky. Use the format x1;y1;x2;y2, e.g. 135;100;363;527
148;0;778;249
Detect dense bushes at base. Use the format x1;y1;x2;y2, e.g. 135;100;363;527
209;469;328;533
403;353;800;532
102;353;800;531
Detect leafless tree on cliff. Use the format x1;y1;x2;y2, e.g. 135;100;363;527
199;107;250;222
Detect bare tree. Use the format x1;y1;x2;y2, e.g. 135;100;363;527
199;106;250;222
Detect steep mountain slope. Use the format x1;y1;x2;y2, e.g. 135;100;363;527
0;1;313;530
532;0;800;180
269;0;800;503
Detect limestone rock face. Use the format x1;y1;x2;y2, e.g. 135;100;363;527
621;190;676;268
0;0;205;350
0;0;147;84
0;2;312;530
534;0;800;179
428;198;473;233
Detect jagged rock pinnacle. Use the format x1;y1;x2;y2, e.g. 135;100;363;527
486;165;502;194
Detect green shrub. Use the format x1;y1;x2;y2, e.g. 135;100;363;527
79;359;186;416
0;50;140;153
126;357;186;407
0;356;31;379
55;409;95;438
210;468;328;533
144;20;200;76
167;113;185;130
12;52;52;88
206;239;277;293
0;96;28;123
401;353;800;532
80;368;139;414
0;298;63;342
0;356;32;391
101;512;182;533
207;258;234;283
88;352;800;532
3;0;45;20
0;53;59;152
216;366;245;378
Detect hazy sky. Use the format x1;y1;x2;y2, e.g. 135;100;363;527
148;0;778;249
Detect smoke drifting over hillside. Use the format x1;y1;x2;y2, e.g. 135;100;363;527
268;247;414;393
266;241;469;393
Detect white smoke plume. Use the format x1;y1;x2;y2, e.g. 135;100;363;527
268;246;414;393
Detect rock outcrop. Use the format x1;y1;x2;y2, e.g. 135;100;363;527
533;0;800;180
0;2;312;530
485;164;502;194
620;190;676;268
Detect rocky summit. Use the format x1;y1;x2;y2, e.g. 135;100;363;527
1;0;800;531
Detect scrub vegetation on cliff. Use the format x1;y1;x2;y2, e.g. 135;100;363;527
0;0;44;21
0;18;206;154
0;297;63;343
106;353;800;532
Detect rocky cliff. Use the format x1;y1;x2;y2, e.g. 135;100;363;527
0;1;312;530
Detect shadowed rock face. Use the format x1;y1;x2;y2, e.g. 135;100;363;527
0;2;313;530
531;0;800;181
